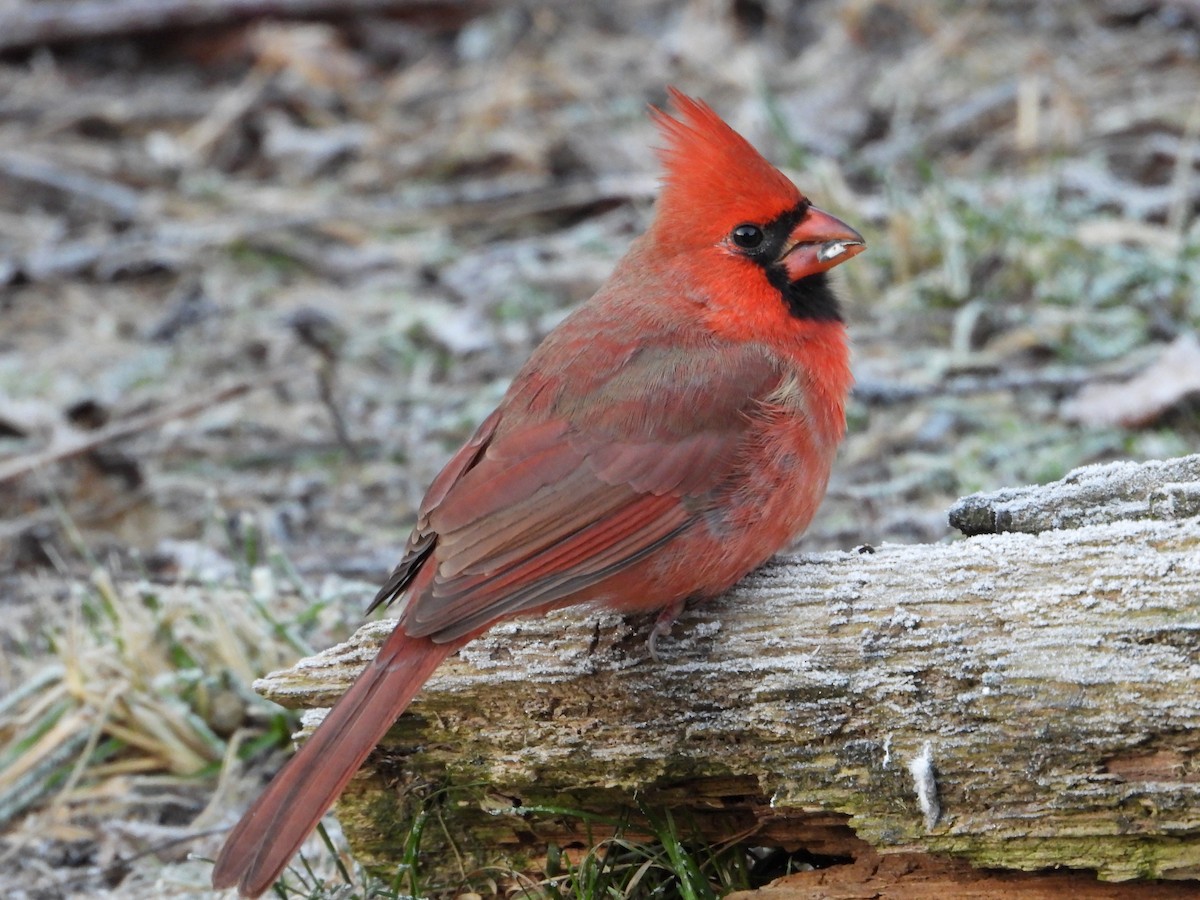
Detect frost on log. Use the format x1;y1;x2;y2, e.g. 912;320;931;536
257;454;1200;892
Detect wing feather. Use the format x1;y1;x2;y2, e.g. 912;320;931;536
389;340;788;642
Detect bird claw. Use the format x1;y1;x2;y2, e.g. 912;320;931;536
647;599;686;662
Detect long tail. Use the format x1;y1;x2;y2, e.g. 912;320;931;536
211;626;460;897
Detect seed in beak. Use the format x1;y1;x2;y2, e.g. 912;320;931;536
817;240;859;263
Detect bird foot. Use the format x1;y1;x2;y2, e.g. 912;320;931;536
647;599;687;662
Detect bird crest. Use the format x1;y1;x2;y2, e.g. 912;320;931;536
650;88;804;241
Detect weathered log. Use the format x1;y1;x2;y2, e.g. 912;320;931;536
949;453;1200;535
257;456;1200;891
725;848;1200;899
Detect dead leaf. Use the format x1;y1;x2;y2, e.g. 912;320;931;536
249;22;368;91
1062;332;1200;427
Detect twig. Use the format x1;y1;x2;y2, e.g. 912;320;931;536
851;367;1105;405
360;172;659;228
14;174;652;283
0;0;481;53
1168;90;1200;235
0;380;260;486
18;214;319;282
315;364;359;461
179;72;270;165
0;152;143;222
287;308;359;460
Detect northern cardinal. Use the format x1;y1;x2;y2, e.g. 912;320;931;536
212;88;865;896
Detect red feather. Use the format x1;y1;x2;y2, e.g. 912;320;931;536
650;87;803;251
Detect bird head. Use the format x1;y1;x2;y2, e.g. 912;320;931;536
648;89;864;324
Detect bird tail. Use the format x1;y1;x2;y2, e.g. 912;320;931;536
211;627;458;897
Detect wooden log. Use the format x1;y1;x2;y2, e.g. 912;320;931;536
256;456;1200;891
949;454;1200;535
725;849;1200;899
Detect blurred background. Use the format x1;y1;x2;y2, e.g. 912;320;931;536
0;0;1198;895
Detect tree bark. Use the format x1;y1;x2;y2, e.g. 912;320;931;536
257;455;1200;892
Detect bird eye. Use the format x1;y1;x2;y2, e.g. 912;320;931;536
731;224;764;249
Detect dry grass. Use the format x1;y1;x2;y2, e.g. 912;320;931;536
0;540;348;894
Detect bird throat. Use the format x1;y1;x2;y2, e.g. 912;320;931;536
770;270;843;323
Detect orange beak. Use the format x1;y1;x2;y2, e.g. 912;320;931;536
781;205;866;281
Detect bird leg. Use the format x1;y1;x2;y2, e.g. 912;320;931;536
648;598;687;661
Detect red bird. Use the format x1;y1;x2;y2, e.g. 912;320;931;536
212;88;865;896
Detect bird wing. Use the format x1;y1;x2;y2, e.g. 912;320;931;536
371;341;786;642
